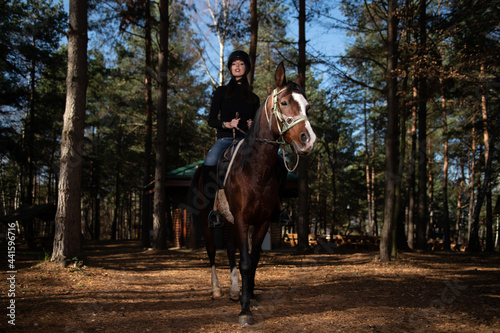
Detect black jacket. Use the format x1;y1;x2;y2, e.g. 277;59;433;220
208;84;260;139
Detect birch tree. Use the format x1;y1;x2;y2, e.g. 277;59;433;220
191;0;246;87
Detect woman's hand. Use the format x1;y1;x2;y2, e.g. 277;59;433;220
225;118;240;129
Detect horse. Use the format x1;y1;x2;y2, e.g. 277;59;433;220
188;62;316;325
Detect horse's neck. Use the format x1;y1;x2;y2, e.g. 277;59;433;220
247;107;280;175
258;100;278;143
254;140;279;164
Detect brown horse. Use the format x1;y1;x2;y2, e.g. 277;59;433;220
188;62;316;325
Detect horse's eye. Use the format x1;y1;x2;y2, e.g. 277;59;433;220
280;100;288;107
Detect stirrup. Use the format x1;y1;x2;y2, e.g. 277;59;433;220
278;209;293;227
208;210;224;228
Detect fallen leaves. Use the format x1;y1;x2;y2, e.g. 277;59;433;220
13;242;500;333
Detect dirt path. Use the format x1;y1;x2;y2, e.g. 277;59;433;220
5;241;500;332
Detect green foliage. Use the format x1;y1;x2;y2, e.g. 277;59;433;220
337;0;499;246
0;0;67;210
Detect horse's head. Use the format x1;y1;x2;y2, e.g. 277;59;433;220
266;62;316;155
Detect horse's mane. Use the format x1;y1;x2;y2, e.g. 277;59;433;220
240;80;305;169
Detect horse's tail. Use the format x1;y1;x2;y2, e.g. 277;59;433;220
186;165;205;248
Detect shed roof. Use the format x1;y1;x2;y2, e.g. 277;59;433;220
165;160;299;197
166;160;298;182
167;161;204;179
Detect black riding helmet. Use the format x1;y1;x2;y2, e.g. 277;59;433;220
227;50;251;76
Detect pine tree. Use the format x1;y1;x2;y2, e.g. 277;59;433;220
52;0;88;265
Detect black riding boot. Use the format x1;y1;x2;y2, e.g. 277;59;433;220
204;165;224;228
278;206;293;227
271;203;293;227
274;156;293;227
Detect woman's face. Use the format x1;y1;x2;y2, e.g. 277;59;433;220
230;60;246;80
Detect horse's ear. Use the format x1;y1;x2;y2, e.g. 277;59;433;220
295;74;305;89
274;62;286;87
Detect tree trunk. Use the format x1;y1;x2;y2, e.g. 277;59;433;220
427;133;434;240
494;195;500;251
394;91;408;255
51;0;87;265
480;65;494;251
152;0;169;250
111;166;121;240
25;38;37;250
297;0;309;251
94;192;101;240
441;82;450;250
248;0;258;87
364;93;374;236
142;0;153;248
91;144;101;240
396;42;411;253
201;0;230;87
456;161;465;246
379;0;399;262
416;0;428;250
27;57;35;207
407;86;417;249
371;135;377;235
468;111;476;245
468;110;500;252
329;148;338;236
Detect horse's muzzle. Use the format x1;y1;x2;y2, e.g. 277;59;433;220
294;130;316;155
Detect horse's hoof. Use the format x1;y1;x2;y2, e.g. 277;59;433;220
238;314;254;326
212;288;223;298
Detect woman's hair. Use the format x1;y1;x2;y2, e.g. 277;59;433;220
224;77;256;104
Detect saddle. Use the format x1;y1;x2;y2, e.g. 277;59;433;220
212;139;245;224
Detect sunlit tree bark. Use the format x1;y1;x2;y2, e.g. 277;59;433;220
51;0;87;265
380;0;399;262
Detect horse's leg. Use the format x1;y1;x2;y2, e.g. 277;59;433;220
203;211;221;298
200;165;222;298
248;221;269;300
236;223;254;325
225;225;240;301
205;231;223;298
248;250;260;300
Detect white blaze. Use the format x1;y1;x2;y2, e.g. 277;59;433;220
292;92;316;150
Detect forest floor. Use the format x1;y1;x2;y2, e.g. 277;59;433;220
4;240;500;332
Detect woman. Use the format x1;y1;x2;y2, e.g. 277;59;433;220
203;50;260;228
205;50;260;166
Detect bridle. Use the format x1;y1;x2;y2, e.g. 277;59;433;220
259;87;310;172
233;86;311;172
264;87;309;138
